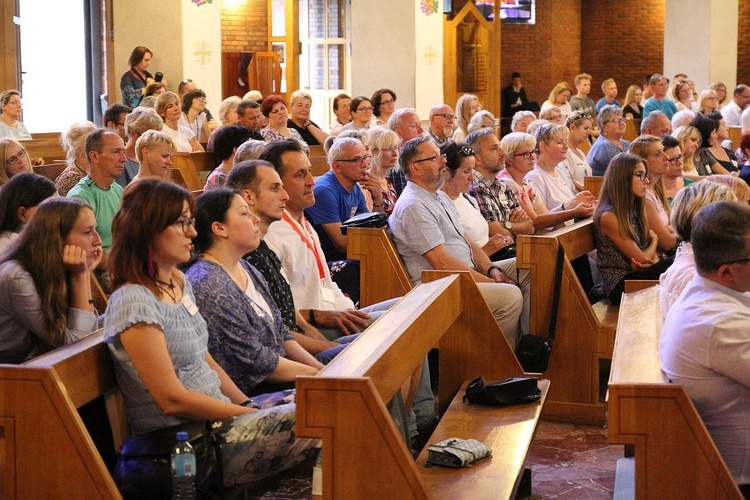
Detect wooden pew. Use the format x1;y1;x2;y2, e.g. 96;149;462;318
0;331;124;498
309;143;329;177
728;127;742;149
346;227;412;307
21;137;66;163
608;285;742;499
623;118;640;142
296;271;549;499
516;218;618;425
584;176;604;198
33;162;67;183
171;153;209;191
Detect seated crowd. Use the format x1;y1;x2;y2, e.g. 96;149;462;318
1;63;750;493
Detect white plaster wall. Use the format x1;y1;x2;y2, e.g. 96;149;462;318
414;1;445;119
182;1;222;112
112;0;184;104
350;0;416;112
708;0;738;89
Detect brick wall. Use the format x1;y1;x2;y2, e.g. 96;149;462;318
580;0;665;102
738;0;750;85
220;0;268;52
500;0;582;108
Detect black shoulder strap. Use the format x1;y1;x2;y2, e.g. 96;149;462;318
547;244;565;341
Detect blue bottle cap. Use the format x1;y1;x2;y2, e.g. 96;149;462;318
176;431;189;441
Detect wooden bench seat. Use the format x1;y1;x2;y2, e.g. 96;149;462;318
516;218;617;425
608;284;742;499
32;162;67;182
296;271;548;499
21;136;66;163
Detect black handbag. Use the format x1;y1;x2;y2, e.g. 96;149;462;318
112;420;222;500
515;244;564;373
462;376;541;406
340;211;389;235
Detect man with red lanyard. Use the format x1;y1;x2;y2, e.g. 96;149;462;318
260;139;398;341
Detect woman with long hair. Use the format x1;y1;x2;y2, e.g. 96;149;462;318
622;85;643;120
704;112;739;173
104;179;317;484
630;135;678;254
453;93;482;142
690;115;731;175
179;88;211;144
593;153;671;304
361;126;398;213
120;46;156;108
0;137;33;186
0;172;56;252
56;121;96;196
185;188;322;396
672;125;703;178
695;89;719;115
155;91;203;153
561;111;594;192
709;82;728;107
0;197;102;363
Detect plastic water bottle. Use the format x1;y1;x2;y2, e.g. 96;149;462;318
171;431;196;500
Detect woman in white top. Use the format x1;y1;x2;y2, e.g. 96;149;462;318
453;94;482;142
155;91;203;153
439;142;513;259
179;88;211;143
0;90;31;141
540;82;574;119
561;111;594;192
673;80;694;112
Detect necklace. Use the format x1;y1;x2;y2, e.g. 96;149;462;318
155;277;177;302
73;160;87;176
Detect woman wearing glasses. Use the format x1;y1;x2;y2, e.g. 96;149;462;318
588;105;632;176
593;153;672;305
104;179;318;485
561;111;594;192
179;88;211;143
499;131;595;233
0;90;31;140
0;197;102;363
341;96;374;132
0;138;33;186
362;126;399;213
630;135;678;255
260;95;308;154
661;135;693;205
371;89;397;128
695;89;720;116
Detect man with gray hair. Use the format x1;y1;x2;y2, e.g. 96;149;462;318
721;84;750;127
640;110;672;136
305;137;369;260
427;104;456;147
671;109;695;131
660;201;750;491
388;107;425;196
389;135;523;347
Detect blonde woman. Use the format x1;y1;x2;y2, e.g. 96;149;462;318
56;122;97;196
155;91;203;153
673;81;694;112
467;110;498;134
562;111;594;192
132;130;176;182
0;138;32;187
622;85;643;120
453;93;482;142
206;96;241;152
709;82;728;107
695;89;719;115
361;126;398;213
541;82;573;118
672;125;702;178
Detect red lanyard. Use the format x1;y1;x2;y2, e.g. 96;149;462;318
282;211;326;279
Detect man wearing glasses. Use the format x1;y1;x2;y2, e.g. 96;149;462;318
305;137;370;260
427;104;456;147
660;201;750;493
390;136;523;348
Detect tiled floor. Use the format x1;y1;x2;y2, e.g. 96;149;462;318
519;420;623;499
246;420;623;499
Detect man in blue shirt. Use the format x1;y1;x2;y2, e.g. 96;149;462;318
643;74;679;120
305;137;369;260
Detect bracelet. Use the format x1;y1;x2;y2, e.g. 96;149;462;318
309;309;317;327
486;265;501;277
562;201;567;210
240;399;260;409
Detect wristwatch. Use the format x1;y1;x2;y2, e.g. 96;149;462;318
504;221;513;231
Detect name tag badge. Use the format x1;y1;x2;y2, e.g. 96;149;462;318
321;286;336;305
181;294;199;315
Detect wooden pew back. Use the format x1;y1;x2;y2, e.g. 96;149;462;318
608;285;742;499
33;162;67;183
516;218;618;425
0;332;123;498
297;272;547;499
21;137;66;163
584;176;604;198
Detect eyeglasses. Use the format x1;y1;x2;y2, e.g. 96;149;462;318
722;257;750;266
666;153;685;165
547;114;562;121
606;117;630;124
412;153;447;164
380;99;395;105
374;147;398;154
338;155;372;166
5;100;21;106
173;216;196;234
514;150;536;159
633;171;651;182
5;148;27;166
459;146;475;156
356;106;374;112
432;113;457;120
